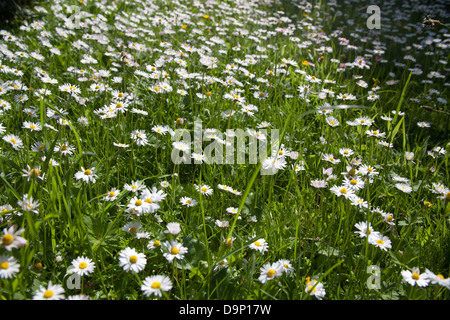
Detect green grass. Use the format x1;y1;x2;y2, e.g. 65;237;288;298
0;0;449;300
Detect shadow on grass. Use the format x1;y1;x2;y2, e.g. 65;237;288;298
0;0;33;28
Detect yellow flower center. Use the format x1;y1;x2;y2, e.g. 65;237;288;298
376;239;384;245
10;139;16;144
330;121;335;125
61;145;68;151
79;262;87;269
267;269;276;277
387;215;393;222
153;240;160;246
412;273;420;280
151;282;161;289
2;234;14;246
254;241;261;247
43;291;54;299
129;227;137;233
340;188;348;194
201;187;208;192
350;179;357;185
129;256;138;263
30;169;41;178
84;169;91;175
109;191;115;197
0;262;9;269
329;157;334;162
186;199;191;204
307;286;317;293
145;198;152;203
30;125;36;129
135;199;142;206
171;247;179;255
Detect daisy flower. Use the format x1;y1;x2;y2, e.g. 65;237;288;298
417;122;431;128
113;142;130;148
249;238;269;254
195;184;213;196
368;233;392;251
277;259;295;274
74;167;98;183
126;196;151;216
164;222;181;236
217;184;232;192
22;121;42;131
147;239;161;250
192;152;207;163
104;188;120;201
401;268;430;287
424;269;450;289
305;278;326;300
122;221;142;235
365;129;386;138
162;240;188;263
160;181;170;188
322;154;341;165
339;148;354;158
68;256;96;276
172;141;190;152
179;197;198;207
54;142;74;156
33;281;65;300
258;262;283;284
310;179;328;188
141;275;173;297
22;165;44;182
261;156;287;175
352;116;373;126
2;134;23;150
326;116;340;127
343;176;365;191
330;185;356;200
17;194;40;214
152;125;170;135
395;183;413;194
118;247;147;273
0;255;20;278
354;221;380;238
358;164;379;177
124;180;145;193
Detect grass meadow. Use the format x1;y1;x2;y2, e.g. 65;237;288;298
0;0;449;301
